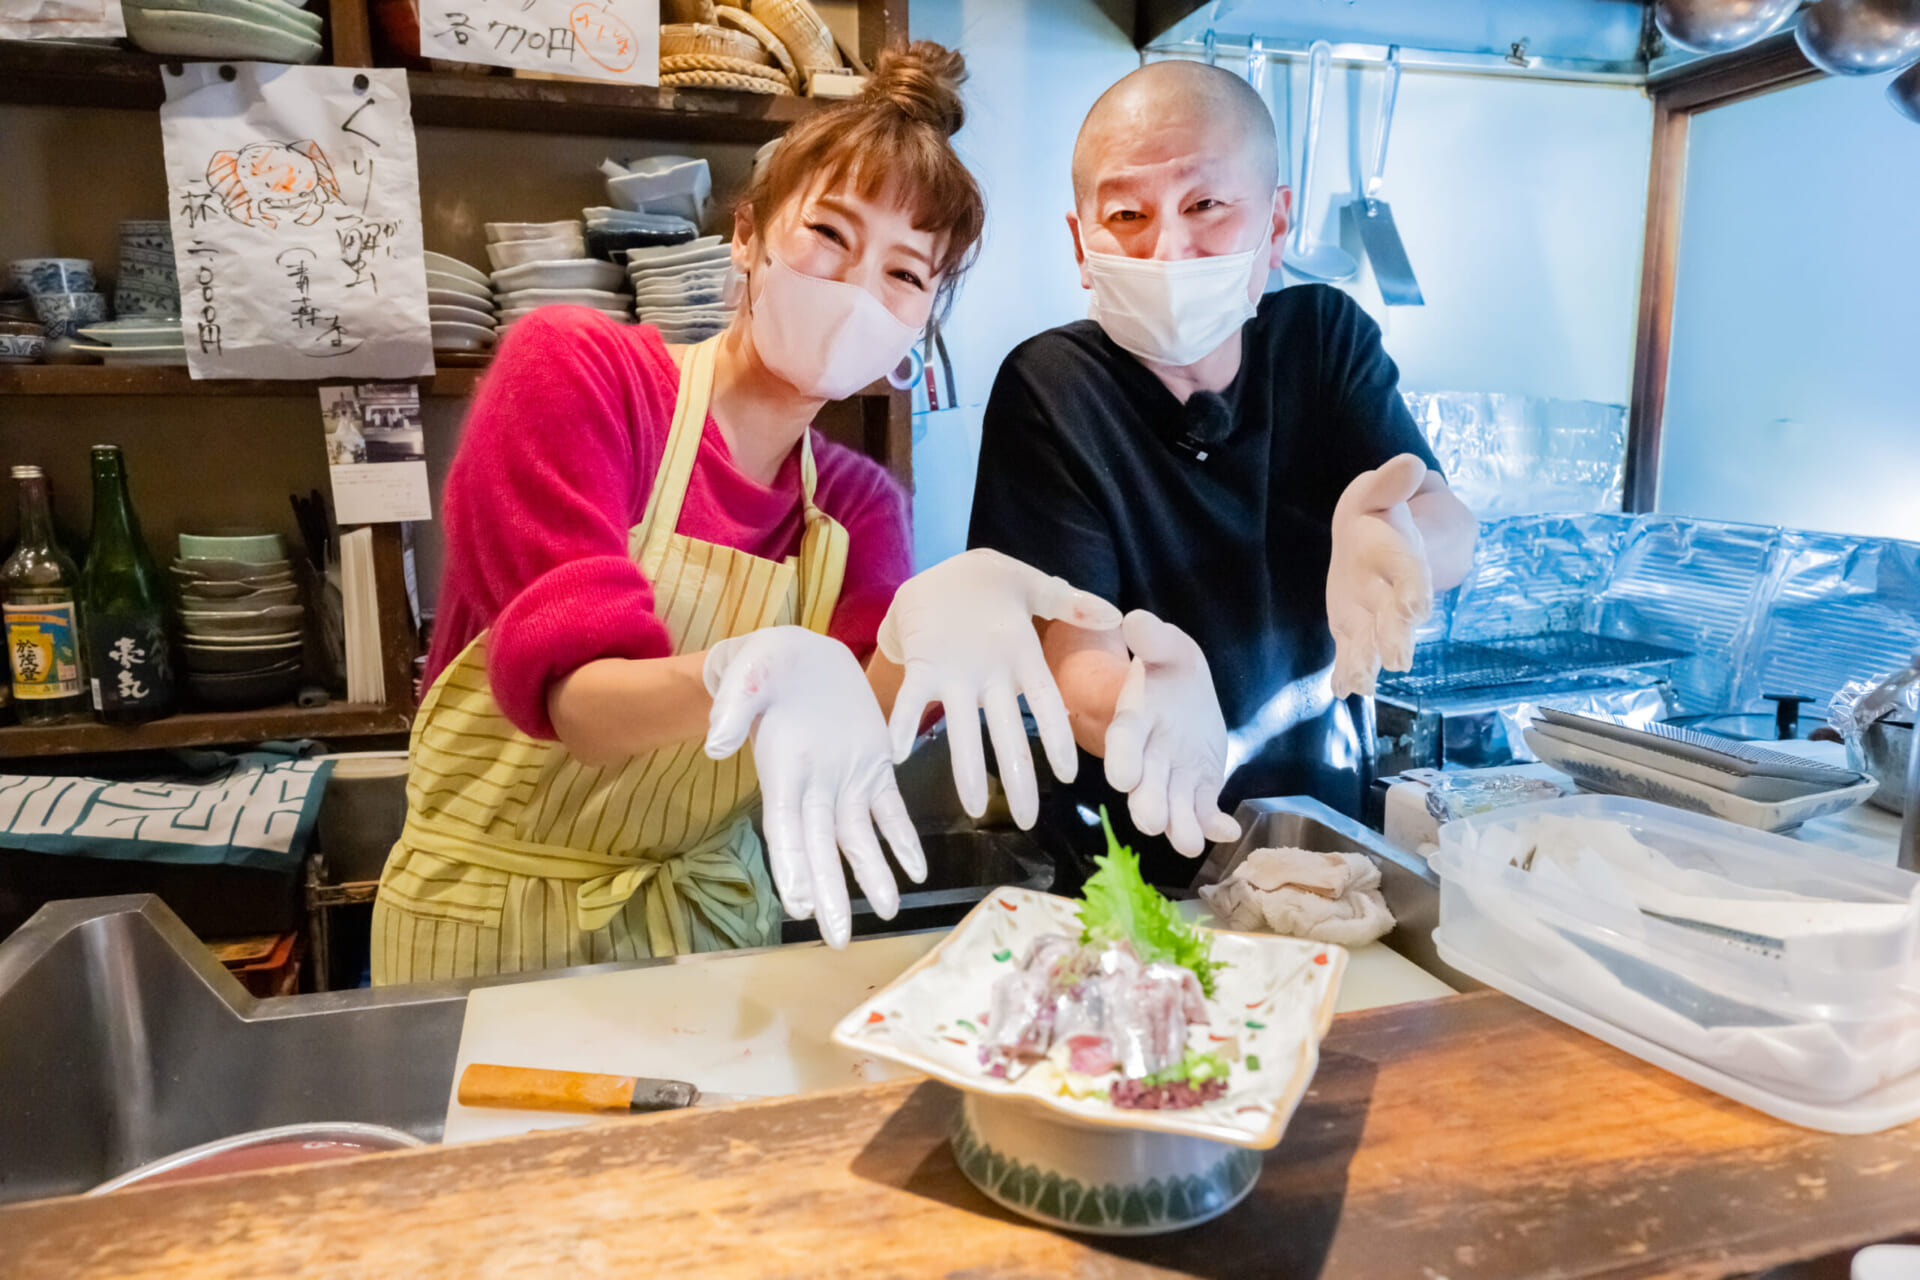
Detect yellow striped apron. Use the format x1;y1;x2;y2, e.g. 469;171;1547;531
369;335;850;985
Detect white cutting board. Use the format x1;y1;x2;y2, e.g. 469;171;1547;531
441;931;1453;1145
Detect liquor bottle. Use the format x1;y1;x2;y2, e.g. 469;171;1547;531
80;445;178;724
3;465;88;725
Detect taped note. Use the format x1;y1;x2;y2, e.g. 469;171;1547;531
418;0;658;86
161;63;434;380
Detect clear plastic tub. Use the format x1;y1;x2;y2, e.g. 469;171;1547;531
1431;795;1920;1107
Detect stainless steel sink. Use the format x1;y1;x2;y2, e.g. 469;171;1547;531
1194;795;1482;993
0;895;472;1205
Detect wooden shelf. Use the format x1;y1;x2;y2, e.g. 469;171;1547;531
0;363;892;399
0;700;413;758
0;41;821;141
0;363;484;396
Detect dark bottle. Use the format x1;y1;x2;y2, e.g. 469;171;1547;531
3;465;89;725
80;445;178;724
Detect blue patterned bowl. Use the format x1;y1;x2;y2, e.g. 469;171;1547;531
10;258;95;297
30;291;107;340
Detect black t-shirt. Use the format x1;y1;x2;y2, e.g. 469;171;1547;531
967;284;1440;882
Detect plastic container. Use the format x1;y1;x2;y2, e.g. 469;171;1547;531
1431;795;1920;1110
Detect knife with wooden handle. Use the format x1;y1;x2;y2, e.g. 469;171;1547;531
457;1063;756;1114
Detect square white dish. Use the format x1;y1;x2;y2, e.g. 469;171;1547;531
830;886;1347;1150
624;234;725;264
485;236;586;271
485;220;583;244
494;287;629;310
492;258;624;293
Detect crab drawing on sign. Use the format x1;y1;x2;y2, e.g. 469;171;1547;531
205;141;343;229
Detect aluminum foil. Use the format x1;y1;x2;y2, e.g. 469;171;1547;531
1405;391;1626;518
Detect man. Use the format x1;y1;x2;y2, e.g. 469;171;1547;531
967;60;1478;883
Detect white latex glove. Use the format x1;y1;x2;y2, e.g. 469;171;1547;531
879;548;1122;829
1327;453;1435;699
1103;610;1243;858
703;626;926;949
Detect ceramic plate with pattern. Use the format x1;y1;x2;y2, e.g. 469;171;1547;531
831;887;1346;1149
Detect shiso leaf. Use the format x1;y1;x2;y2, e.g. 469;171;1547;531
1078;807;1224;998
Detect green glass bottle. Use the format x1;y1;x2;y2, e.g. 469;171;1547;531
80;445;178;724
3;465;88;725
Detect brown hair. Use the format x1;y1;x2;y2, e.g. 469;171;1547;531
740;40;985;314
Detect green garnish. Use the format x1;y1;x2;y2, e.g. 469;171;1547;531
1245;1054;1262;1071
1078;808;1224;997
992;949;1012;963
1244;1019;1265;1030
1138;1049;1231;1089
955;1019;978;1034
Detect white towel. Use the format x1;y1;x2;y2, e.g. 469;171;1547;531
1199;847;1396;947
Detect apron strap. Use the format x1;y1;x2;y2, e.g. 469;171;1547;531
636;335;722;568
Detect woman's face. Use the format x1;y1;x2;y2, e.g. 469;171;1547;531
736;178;945;330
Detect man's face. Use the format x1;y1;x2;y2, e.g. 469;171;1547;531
1069;105;1290;306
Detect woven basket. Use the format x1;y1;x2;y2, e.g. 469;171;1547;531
659;22;769;65
661;0;715;22
712;5;797;89
660;54;789;86
662;68;794;94
743;0;839;79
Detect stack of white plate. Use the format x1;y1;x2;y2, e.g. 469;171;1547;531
627;237;734;343
492;257;630;331
171;531;305;709
602;156;711;224
424;251;497;354
72;317;188;366
121;0;322;62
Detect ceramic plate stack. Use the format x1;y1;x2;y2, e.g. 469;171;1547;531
626;236;734;342
424;251;498;353
121;0;323;62
602;155;711;223
73;318;188;366
491;231;631;333
172;531;305;709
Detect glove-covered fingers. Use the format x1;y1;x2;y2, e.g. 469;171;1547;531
760;766;813;920
981;679;1039;830
1164;767;1204;858
1029;575;1124;633
942;686;989;820
886;663;938;765
869;776;927;884
802;786;853;949
703;645;771;760
835;788;899;920
1015;644;1079;786
1127;738;1173;839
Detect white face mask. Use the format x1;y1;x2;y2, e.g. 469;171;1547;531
1083;240;1264;369
747;252;922;400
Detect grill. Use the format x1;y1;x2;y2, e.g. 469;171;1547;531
1378;633;1687;702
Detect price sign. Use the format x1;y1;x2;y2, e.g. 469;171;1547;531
418;0;658;86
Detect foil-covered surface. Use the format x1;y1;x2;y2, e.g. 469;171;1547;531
1406;391;1627;518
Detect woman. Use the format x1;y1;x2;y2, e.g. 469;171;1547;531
370;43;988;984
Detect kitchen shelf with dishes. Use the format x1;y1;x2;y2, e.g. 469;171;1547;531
0;702;412;759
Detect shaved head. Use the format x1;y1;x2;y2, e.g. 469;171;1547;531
1072;60;1280;207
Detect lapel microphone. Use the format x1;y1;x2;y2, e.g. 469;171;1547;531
1172;389;1233;462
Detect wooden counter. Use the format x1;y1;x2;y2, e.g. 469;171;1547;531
6;991;1919;1278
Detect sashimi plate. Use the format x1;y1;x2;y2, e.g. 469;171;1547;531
832;886;1345;1149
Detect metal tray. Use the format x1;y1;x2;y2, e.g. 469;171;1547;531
1535;707;1862;787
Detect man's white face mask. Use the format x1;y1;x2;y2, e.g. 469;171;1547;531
1082;216;1270;368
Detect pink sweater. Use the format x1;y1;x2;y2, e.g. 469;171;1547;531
427;307;912;740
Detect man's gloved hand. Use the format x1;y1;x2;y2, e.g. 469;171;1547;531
1327;453;1434;699
704;626;925;949
879;548;1122;829
1103;610;1242;858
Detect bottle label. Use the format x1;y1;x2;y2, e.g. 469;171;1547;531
86;615;174;713
5;602;84;700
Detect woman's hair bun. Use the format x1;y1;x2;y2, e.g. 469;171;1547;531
863;40;968;138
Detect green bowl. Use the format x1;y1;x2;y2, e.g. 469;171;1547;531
179;530;287;564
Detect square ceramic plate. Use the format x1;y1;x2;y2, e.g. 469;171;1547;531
492;258;624;293
831;887;1347;1150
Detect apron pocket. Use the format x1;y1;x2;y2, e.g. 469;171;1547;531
378;846;511;930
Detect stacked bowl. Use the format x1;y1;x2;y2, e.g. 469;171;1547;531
172;532;305;709
489;222;631;332
121;0;324;63
10;258;104;363
425;250;497;353
113;219;182;319
628;237;735;343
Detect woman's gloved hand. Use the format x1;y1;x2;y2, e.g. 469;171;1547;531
1103;610;1242;858
703;626;925;949
1327;453;1434;699
878;548;1122;829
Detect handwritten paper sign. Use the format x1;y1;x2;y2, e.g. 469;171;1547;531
160;63;434;381
418;0;658;86
0;0;125;40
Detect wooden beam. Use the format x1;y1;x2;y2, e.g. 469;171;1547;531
1623;99;1689;514
1647;30;1824;113
0;702;412;759
327;0;375;68
365;522;420;719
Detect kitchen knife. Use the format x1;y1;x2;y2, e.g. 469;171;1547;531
456;1063;762;1114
